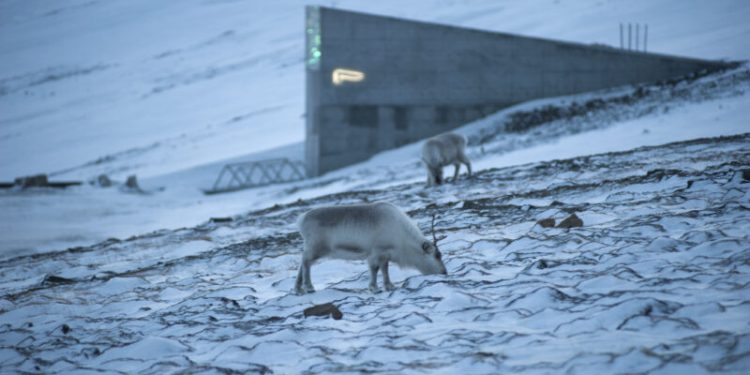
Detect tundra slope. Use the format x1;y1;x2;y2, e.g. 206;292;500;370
0;133;749;373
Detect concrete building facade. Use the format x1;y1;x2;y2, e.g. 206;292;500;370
305;6;730;176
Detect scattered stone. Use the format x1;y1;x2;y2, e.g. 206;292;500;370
61;324;71;334
208;316;218;322
536;218;555;228
220;297;240;308
81;347;101;358
125;175;140;190
96;174;112;187
210;217;233;223
14;174;48;188
742;169;750;182
537;259;549;269
642;305;653;316
303;303;343;320
461;200;481;210
42;275;75;285
557;213;583;228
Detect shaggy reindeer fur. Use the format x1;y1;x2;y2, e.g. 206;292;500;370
421;132;472;186
295;202;447;294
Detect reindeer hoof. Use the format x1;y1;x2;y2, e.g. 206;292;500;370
384;283;396;292
369;285;381;293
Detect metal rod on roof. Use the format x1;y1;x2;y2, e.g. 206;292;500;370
644;24;648;52
628;23;632;50
619;23;624;49
636;23;640;51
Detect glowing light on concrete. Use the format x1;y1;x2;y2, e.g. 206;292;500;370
332;68;365;85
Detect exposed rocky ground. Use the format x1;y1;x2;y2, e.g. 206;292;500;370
1;132;749;374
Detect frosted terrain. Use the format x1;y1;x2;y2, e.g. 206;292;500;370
1;0;750;254
1;133;749;373
1;1;750;373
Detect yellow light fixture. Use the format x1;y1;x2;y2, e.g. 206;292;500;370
332;68;365;85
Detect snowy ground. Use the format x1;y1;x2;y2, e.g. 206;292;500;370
2;0;748;182
1;2;749;372
1;63;748;256
1;133;749;373
3;0;750;256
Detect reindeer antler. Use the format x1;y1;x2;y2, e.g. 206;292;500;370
431;213;447;248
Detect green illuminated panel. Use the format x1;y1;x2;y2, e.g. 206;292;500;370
306;6;321;70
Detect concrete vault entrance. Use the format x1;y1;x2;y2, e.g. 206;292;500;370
304;6;731;176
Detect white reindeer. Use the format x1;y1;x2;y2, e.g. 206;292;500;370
421;132;472;186
295;202;447;294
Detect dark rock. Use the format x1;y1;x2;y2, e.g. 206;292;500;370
97;174;112;187
643;305;653;316
537;259;549;269
536;218;555;228
210;217;233;223
42;275;75;285
125;175;139;189
220;297;240;308
742;169;750;182
303;303;343;320
61;324;71;334
14;174;48;188
557;213;583;228
82;347;101;358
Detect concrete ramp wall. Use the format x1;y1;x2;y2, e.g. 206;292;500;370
305;6;731;176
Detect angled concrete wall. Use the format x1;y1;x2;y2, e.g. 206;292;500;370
305;6;730;176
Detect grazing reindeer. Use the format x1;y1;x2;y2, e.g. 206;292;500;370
421;132;472;186
295;202;447;294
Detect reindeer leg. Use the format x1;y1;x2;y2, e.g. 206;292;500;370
381;259;395;291
302;257;315;293
295;262;305;295
460;154;472;177
368;260;381;293
452;163;460;181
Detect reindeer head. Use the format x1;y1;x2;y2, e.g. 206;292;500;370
418;214;448;275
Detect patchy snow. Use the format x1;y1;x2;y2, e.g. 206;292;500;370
1;64;749;257
1;133;749;373
1;1;750;372
2;0;750;181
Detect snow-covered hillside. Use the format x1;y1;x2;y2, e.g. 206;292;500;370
2;0;750;256
1;2;750;372
1;133;748;373
1;0;749;182
1;61;748;257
